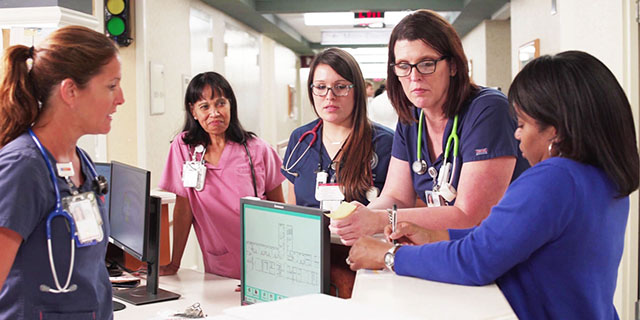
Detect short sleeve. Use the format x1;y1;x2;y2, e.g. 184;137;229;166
391;122;410;161
372;123;395;191
0;151;51;240
459;91;519;163
158;135;189;198
256;138;285;192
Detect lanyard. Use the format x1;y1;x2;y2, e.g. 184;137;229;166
413;109;459;176
318;130;345;182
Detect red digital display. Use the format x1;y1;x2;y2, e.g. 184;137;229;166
354;11;384;19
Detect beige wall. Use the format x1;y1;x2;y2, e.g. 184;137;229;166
462;21;487;87
511;0;624;80
485;20;511;93
511;0;638;318
461;20;511;93
107;42;138;165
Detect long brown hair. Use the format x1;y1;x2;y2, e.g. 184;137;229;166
307;48;373;201
386;9;478;123
0;25;118;146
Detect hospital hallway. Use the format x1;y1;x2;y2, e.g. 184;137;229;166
1;0;638;318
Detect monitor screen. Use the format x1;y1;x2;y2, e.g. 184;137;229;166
108;161;150;260
94;162;111;215
107;161;180;305
241;198;330;305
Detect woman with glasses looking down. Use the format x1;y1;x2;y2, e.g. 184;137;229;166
331;9;529;246
281;48;394;297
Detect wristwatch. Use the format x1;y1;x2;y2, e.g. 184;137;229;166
384;244;402;272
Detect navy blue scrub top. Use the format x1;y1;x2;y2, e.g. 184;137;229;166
0;133;113;319
391;87;530;204
282;119;394;208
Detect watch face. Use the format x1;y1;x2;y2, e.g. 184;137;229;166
384;251;394;268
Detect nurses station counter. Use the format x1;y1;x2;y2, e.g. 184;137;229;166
114;269;516;319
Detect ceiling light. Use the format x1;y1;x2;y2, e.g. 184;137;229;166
383;11;413;25
304;12;353;26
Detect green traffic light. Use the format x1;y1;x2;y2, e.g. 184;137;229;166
107;17;125;36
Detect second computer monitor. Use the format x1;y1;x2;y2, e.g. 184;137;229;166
240;198;330;305
109;161;150;260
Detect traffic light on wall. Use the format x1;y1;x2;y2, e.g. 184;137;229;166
105;0;132;47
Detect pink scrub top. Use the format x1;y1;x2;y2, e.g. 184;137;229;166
159;132;285;279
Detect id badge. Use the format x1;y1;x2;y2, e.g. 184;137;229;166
425;190;443;207
316;183;344;201
62;192;103;246
183;161;206;191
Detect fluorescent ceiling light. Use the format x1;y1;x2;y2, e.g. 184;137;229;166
384;10;461;25
384;11;413;25
304;12;353;26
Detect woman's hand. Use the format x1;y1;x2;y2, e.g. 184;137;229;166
329;201;386;246
384;221;449;245
347;236;393;271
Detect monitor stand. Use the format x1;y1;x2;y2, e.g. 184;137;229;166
113;286;180;305
113;300;126;311
112;260;180;305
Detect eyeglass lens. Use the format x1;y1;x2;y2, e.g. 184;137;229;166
393;58;444;77
312;84;352;97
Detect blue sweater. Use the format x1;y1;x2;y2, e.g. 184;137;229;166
395;157;628;319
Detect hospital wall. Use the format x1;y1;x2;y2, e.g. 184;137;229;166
461;19;512;93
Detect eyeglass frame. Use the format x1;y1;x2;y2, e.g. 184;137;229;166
390;56;450;77
309;83;355;97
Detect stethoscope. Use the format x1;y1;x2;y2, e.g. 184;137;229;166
281;119;323;177
411;109;460;203
28;129;109;294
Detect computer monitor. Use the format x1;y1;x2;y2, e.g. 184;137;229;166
240;198;330;305
109;161;180;305
94;162;111;214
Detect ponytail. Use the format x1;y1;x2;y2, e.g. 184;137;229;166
0;45;39;146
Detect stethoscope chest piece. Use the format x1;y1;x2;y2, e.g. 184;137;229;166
366;186;379;202
412;159;428;175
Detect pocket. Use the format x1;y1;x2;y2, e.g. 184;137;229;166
39;311;96;320
206;243;229;256
233;165;265;197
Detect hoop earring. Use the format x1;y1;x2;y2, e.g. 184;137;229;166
548;142;555;157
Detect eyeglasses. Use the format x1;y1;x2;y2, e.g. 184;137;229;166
390;56;449;77
310;83;354;97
